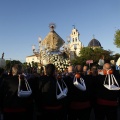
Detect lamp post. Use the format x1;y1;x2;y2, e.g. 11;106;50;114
32;36;43;68
63;36;71;59
38;36;42;65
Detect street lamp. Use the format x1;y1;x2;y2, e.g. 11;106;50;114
32;36;43;67
63;36;71;57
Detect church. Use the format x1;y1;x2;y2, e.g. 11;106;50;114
26;24;102;67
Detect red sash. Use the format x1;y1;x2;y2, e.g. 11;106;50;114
70;101;91;109
97;98;118;106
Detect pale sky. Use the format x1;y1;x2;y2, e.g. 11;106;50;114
0;0;120;62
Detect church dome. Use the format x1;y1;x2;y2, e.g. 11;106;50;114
88;38;102;47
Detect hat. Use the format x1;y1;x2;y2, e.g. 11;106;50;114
0;53;6;69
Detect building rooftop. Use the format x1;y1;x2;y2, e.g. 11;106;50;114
88;38;102;47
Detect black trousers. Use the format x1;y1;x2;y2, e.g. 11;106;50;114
94;105;118;120
3;112;27;120
67;107;91;120
39;109;67;120
3;111;34;120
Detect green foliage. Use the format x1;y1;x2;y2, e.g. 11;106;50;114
31;61;38;68
112;53;120;62
71;47;113;65
22;62;28;69
5;60;22;71
114;29;120;48
5;60;11;70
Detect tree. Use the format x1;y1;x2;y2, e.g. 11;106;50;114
71;47;113;66
114;29;120;48
5;60;12;70
5;60;22;71
112;53;120;62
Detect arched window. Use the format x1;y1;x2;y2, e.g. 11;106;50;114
76;37;77;42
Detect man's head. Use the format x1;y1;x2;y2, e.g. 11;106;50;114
103;63;111;70
12;64;23;76
67;65;74;73
83;65;88;72
75;65;83;73
45;63;56;76
91;65;98;76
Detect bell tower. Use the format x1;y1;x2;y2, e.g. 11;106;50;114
69;25;83;57
70;25;80;44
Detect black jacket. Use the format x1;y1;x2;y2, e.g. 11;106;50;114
36;75;67;110
0;75;37;112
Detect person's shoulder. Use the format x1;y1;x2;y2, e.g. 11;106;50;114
113;73;120;80
38;75;49;81
2;75;14;84
1;73;9;78
83;74;92;79
64;74;74;80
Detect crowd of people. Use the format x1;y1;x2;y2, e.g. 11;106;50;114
0;57;120;120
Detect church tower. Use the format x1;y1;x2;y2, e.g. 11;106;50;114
69;26;84;59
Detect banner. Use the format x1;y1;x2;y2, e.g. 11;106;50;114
86;60;93;64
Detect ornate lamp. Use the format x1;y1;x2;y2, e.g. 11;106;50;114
32;37;43;67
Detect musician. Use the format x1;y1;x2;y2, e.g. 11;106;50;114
36;63;67;120
64;64;92;120
0;64;35;120
94;63;120;120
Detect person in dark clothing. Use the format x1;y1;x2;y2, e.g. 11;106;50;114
36;63;68;120
0;52;7;86
26;73;39;120
0;64;36;120
83;65;89;75
74;65;83;74
0;53;8;120
94;63;120;120
64;65;92;120
0;68;8;86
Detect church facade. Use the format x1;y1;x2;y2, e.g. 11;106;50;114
26;25;101;67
